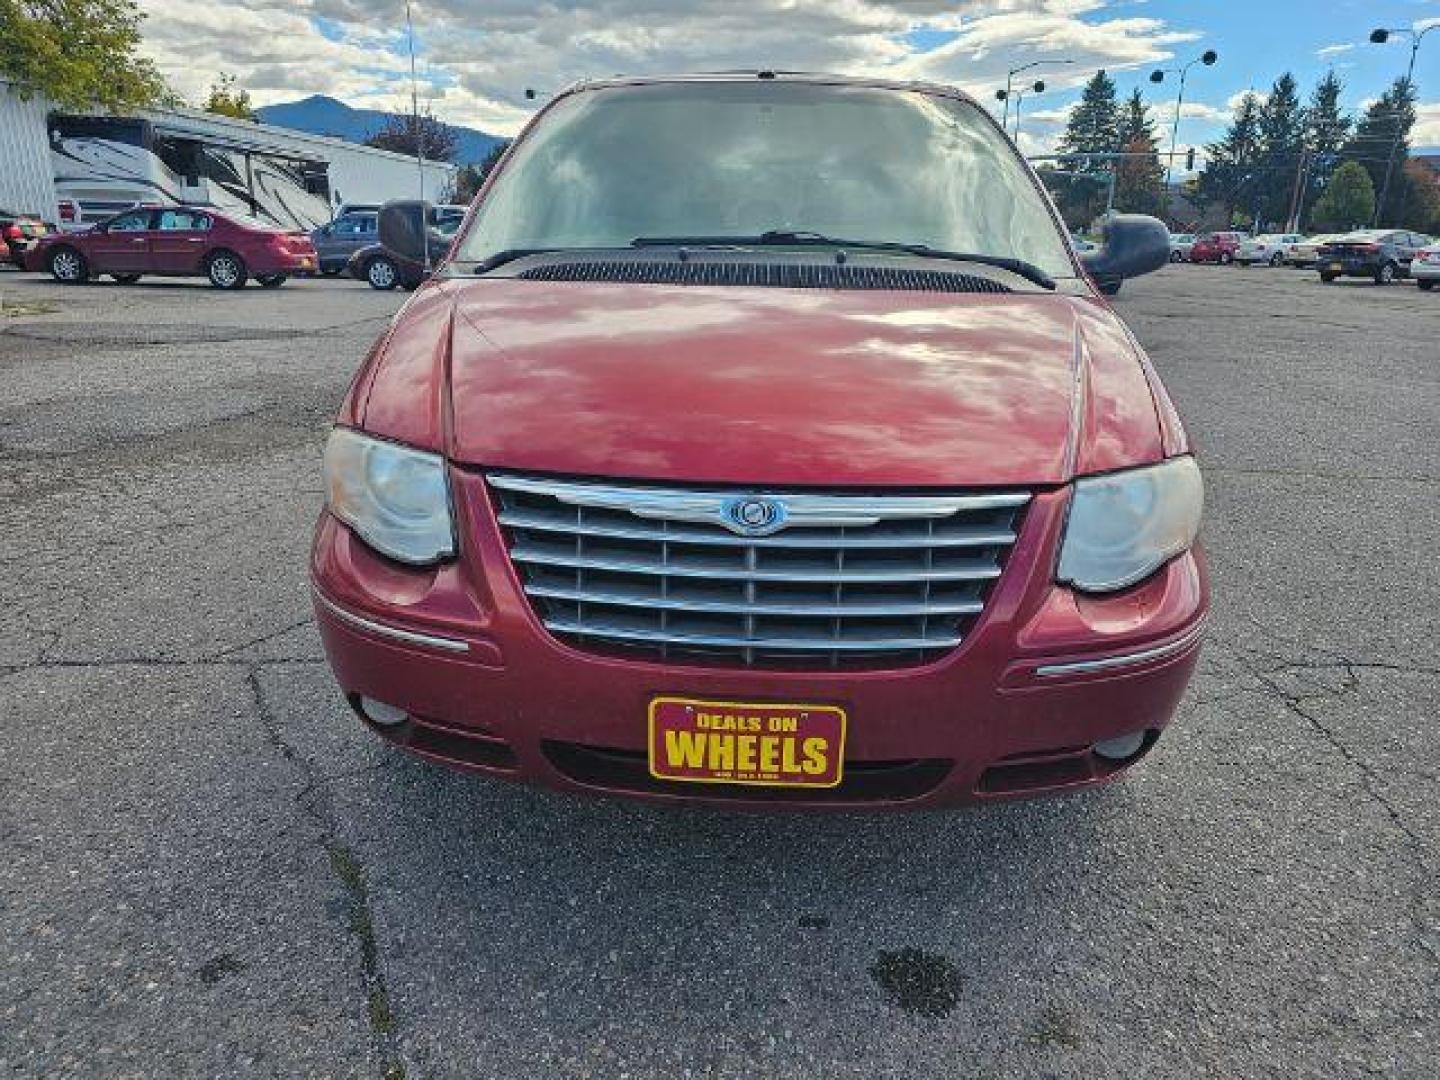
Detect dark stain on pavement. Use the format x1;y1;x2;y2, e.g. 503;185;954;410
196;953;246;985
868;948;963;1018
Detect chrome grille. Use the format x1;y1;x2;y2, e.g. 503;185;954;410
488;474;1029;669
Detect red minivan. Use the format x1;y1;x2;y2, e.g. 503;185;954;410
1188;231;1245;265
27;206;316;287
310;73;1207;808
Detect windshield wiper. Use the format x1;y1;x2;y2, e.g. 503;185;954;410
631;231;1056;290
469;247;569;274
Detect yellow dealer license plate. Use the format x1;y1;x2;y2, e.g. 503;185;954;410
648;696;846;788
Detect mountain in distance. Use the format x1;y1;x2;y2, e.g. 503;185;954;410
254;94;502;165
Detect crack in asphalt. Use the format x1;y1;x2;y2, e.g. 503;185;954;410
1214;644;1440;969
210;617;317;660
2;314;392;348
0;656;325;682
243;664;407;1080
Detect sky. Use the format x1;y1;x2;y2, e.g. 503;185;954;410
135;0;1440;165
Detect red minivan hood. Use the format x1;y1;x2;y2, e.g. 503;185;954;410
361;279;1166;487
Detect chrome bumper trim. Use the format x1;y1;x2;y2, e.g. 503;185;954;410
312;588;470;653
1034;622;1205;677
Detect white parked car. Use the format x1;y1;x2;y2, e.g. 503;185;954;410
1286;233;1344;267
1412;243;1440;291
1236;233;1304;267
1168;233;1196;262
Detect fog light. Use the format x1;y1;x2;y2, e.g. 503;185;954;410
1093;730;1147;761
359;697;408;727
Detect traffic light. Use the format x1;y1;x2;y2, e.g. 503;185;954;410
1185;147;1196;171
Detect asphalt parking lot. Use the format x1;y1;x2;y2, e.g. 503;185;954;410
1;264;1436;1078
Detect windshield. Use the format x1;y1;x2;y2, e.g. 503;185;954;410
455;80;1075;279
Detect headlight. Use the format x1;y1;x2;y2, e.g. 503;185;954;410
1057;456;1203;593
324;427;455;564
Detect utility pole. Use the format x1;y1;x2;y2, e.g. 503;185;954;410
1285;150;1308;233
405;0;430;271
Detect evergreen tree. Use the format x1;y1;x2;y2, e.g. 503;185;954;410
1112;92;1165;217
1114;134;1167;217
1056;70;1120;226
452;141;511;201
1302;70;1351;213
1341;76;1416;225
1116;88;1157;147
1198;92;1263;221
1058;70;1121;170
1310;160;1375;231
1256;73;1305;228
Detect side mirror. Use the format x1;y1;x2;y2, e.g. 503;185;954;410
1078;214;1171;283
378;199;434;262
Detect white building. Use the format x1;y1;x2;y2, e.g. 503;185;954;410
0;81;59;221
1;80;457;230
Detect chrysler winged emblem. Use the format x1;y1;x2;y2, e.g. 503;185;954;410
721;496;788;536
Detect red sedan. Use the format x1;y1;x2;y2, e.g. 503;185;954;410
311;73;1206;808
26;206;317;288
1188;231;1245;265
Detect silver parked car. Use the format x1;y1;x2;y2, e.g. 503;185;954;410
1409;242;1440;291
311;210;378;275
1168;232;1196;262
1236;233;1304;267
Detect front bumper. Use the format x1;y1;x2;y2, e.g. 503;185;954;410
311;471;1209;808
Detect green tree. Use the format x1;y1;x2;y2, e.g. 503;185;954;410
1341;76;1416;225
1302;70;1350;219
1256;73;1305;228
1059;69;1121;168
450;142;509;202
1116;88;1157;148
1310;160;1375;231
1397;159;1440;233
204;72;255;121
0;0;167;111
1198;91;1263;220
1114;134;1167;217
1111;93;1165;217
1056;70;1120;224
365;109;458;162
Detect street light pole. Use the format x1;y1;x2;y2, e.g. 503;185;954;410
1013;80;1045;140
1149;49;1218;190
996;58;1074;130
1369;24;1436;226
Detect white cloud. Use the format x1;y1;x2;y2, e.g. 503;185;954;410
134;0;1207;147
1316;43;1353;59
1415;102;1440;147
1225;88;1266;111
